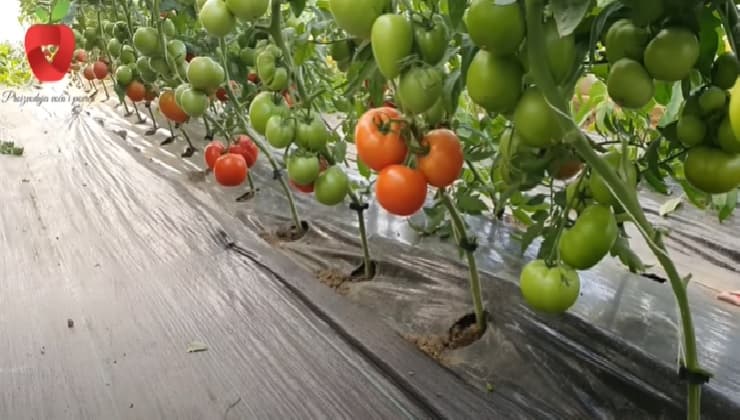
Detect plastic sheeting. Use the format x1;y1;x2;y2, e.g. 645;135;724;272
2;79;739;419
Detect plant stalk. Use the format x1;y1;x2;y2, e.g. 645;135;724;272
523;2;702;418
348;191;373;279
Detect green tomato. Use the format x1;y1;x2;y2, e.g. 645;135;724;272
187;57;225;91
162;18;177;37
149;57;170;76
622;0;664;27
676;114;707;147
423;97;445;126
115;66;133;86
266;68;289;92
120;45;136;64
398;66;443;115
265;115;295;148
176;60;188;80
519;260;580;314
465;0;524;56
175;83;191;108
698;86;727;115
684;146;740;194
225;0;269;20
588;152;638;205
199;0;237;37
256;50;277;83
559;204;618;270
712;53;739;90
167;39;187;63
413;15;448;65
180;88;210;117
84;27;98;41
604;19;649;64
314;166;350;206
718;117;740;153
296;116;329;151
107;38;122;57
288;155;321;186
643;28;699;82
513;88;562;148
330;40;353;62
103;21;115;35
249;91;279;135
371;14;413;80
329;0;390;39
607;58;654;109
466;49;523;114
544;20;576;84
133;27;160;56
240;47;256;66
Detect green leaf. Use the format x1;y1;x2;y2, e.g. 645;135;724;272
587;0;623;63
659;195;683;217
289;0;306;17
447;0;467;29
610;235;645;273
456;191;488;214
550;0;593;36
332;140;347;163
51;0;71;23
35;6;50;22
718;189;737;222
357;159;370;179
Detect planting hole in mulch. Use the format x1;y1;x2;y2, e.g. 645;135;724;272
350;260;377;281
317;261;378;294
274;221;310;242
404;311;488;362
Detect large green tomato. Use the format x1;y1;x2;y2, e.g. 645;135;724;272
265;115;295;148
466;49;523;114
604;19;649;63
559;204;618;270
684;146;740;194
712;53;739;90
266;68;289;92
295;116;329;151
519;260;580;314
676;114;706;147
288;155;321;186
225;0;268;20
371;14;413;80
180;88;210;117
133;27;160;56
607;58;654;109
249;92;280;135
643;28;699;82
167;39;187;63
588;151;638;205
718;117;740;154
398;66;443;115
149;57;170;76
115;65;133;86
187;57;225;91
414;15;448;65
314;166;350;206
465;0;524;56
256;50;277;82
329;0;390;39
513;89;562;148
199;0;237;37
544;20;576;84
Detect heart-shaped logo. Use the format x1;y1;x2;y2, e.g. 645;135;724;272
24;24;75;82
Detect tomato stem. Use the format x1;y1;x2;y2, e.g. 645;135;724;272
217;37;304;234
440;190;486;332
268;0;310;109
524;2;702;418
348;191;373;279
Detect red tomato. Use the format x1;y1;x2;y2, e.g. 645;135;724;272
417;129;463;188
145;86;158;102
247;73;259;84
159;90;188;123
216;87;228;102
126;81;146;102
375;165;428;216
355;107;408;171
214;153;248;187
229;134;259;167
204;140;226;169
74;49;88;63
83;65;95;80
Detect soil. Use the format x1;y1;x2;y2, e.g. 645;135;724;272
404;314;486;362
275;221;310;242
317;269;350;295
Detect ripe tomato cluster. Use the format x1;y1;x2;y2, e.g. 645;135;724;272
204;135;259;188
355;107;463;217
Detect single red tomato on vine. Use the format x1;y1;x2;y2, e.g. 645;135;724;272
204;140;226;170
93;61;108;79
356;107;408;172
417;129;463;188
375;165;428;216
229;135;259;167
247;73;260;84
159;90;188;123
83;65;95;81
74;49;87;63
214;153;248;187
126;81;146;102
